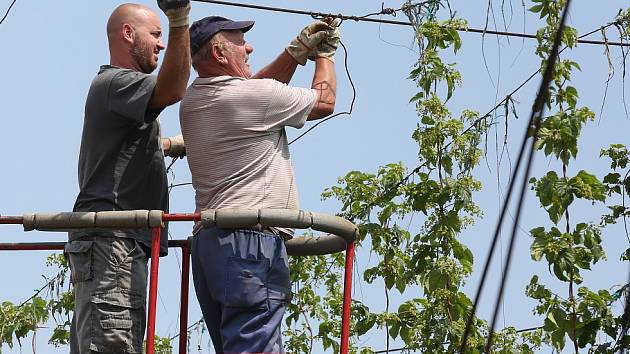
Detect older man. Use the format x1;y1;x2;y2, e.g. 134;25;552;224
179;16;339;353
66;1;190;353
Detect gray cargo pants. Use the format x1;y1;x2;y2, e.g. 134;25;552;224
65;236;148;353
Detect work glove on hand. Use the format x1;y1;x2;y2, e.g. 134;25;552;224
286;20;334;65
163;135;186;159
157;0;191;27
309;20;340;62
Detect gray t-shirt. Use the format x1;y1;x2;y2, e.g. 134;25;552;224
70;65;169;256
180;76;317;235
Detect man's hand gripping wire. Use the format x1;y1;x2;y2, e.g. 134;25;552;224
289;18;356;145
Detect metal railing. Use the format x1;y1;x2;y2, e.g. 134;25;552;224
0;209;357;354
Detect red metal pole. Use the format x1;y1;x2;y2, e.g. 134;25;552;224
178;240;191;354
146;227;162;354
0;242;65;251
0;216;23;224
340;242;355;354
0;240;188;250
162;213;201;222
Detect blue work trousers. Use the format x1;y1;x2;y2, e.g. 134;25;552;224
191;227;291;354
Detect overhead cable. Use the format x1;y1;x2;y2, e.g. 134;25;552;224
192;0;630;48
459;0;573;352
288;41;356;145
0;0;18;25
459;15;626;148
318;11;630;223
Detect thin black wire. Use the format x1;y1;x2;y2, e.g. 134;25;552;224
288;40;356;145
458;18;623;146
169;182;193;190
352;19;625;215
458;123;537;350
459;0;572;351
163;18;358;173
0;0;17;25
192;0;630;47
164;2;629;345
165;157;178;174
167;14;624;193
188;1;630;350
168;317;204;340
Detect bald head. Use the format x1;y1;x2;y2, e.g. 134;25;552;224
106;3;165;73
107;3;156;41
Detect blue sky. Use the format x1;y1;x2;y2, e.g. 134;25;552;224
1;0;630;352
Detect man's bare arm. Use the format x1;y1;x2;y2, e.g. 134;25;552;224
308;58;336;120
162;134;186;158
150;25;191;108
251;50;298;84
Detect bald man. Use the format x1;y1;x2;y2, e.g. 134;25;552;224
65;1;190;353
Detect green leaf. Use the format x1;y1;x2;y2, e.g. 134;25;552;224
421;115;435;125
409;91;424;103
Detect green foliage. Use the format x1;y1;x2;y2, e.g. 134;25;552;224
600;144;630;263
530;170;606;223
152;335;174;354
284;249;347;354
536;107;594;164
0;253;70;351
526;1;630;353
601;144;630;170
530;223;605;283
408;19;466;101
0;252;179;353
315;6;522;353
0;297;49;350
526;276;619;352
2;3;630;354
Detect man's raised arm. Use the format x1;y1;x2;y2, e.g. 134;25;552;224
150;0;191;108
307;23;340;120
253;20;334;84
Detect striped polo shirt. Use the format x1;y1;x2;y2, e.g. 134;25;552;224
180;76;317;235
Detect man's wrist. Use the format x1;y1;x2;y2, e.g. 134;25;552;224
165;4;190;27
314;56;335;64
162;137;172;151
285;42;308;66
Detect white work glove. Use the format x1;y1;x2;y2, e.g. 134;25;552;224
286;20;335;65
308;19;340;62
163;135;186;159
157;0;191;28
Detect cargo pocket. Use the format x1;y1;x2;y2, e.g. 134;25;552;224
64;241;94;283
225;257;269;308
89;290;144;353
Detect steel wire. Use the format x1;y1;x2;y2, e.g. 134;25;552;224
0;0;17;25
192;0;630;47
459;0;573;351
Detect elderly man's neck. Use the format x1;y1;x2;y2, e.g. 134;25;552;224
196;63;244;78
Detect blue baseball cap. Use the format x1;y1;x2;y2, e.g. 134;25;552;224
190;16;255;55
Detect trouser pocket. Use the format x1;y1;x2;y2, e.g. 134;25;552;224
225;257;270;308
89;290;145;353
65;240;95;283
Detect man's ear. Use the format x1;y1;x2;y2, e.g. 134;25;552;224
122;23;135;44
212;44;228;65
